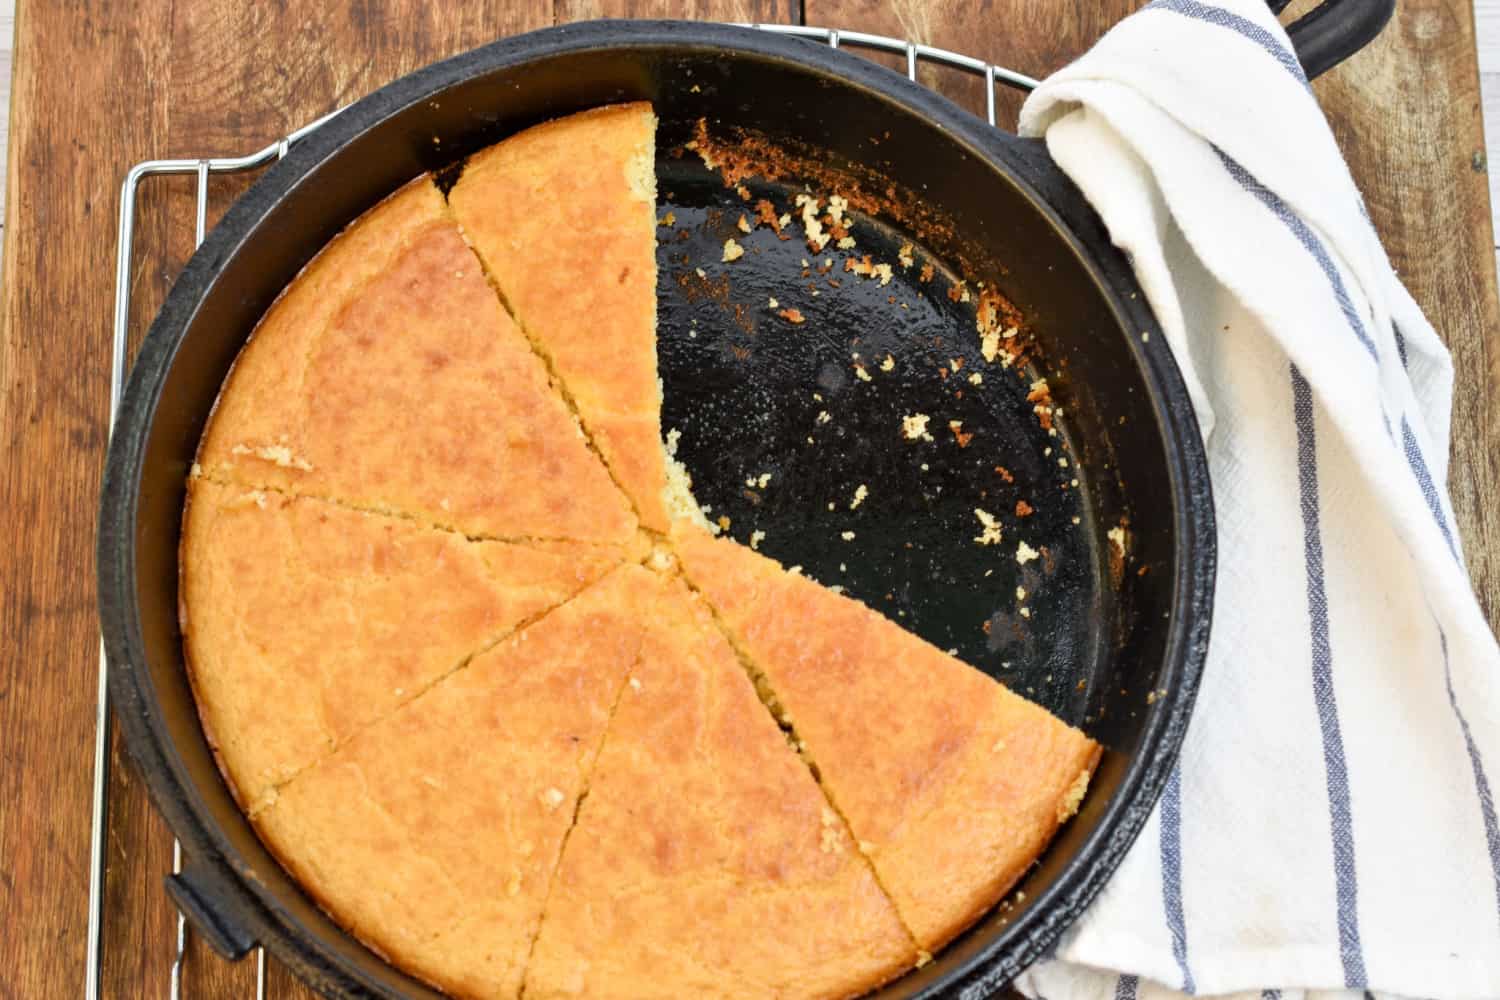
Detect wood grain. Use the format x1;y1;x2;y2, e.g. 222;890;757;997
0;1;1496;998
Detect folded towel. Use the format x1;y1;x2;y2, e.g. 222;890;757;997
1011;3;1500;997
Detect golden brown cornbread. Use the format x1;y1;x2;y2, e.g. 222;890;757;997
524;576;916;1000
180;477;630;811
672;527;1102;952
196;176;636;544
448;103;671;532
253;565;656;1000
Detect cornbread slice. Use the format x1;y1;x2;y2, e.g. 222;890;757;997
181;477;632;811
448;104;671;532
524;577;916;1000
673;527;1102;952
196;176;636;544
254;565;655;1000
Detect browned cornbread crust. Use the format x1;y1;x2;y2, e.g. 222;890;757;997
180;477;631;812
524;575;916;1000
196;176;636;545
672;527;1102;952
253;565;657;1000
448;103;671;533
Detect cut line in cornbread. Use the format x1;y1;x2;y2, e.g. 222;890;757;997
524;575;916;1000
447;103;671;533
180;477;633;813
253;565;657;1000
196;176;637;545
671;526;1101;953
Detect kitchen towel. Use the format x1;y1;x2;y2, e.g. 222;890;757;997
1012;2;1500;998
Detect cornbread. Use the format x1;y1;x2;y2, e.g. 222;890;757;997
672;527;1101;952
524;577;915;999
448;104;671;532
185;103;1104;999
254;565;655;999
196;177;636;544
180;477;630;810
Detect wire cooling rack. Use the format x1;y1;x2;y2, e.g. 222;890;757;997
89;25;1039;999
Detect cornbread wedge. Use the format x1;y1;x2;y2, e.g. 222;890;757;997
672;527;1102;952
448;104;671;532
254;565;656;1000
196;177;636;544
525;577;916;1000
180;477;632;811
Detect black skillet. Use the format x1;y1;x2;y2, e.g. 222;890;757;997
96;8;1390;997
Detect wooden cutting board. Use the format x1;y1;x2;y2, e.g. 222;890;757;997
1;1;1494;997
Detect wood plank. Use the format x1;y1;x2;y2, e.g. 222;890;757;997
1314;0;1500;627
0;3;174;998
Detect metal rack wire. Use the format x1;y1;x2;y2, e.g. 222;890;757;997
89;26;1038;999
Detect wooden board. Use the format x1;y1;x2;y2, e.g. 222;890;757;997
0;1;1493;998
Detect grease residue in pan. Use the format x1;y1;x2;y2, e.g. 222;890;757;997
656;151;1103;723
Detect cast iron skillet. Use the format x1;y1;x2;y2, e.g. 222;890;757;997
97;11;1386;998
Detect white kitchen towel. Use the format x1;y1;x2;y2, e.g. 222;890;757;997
1011;2;1500;998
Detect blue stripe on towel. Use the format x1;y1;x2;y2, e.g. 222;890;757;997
1159;765;1195;993
1114;974;1139;1000
1147;0;1308;85
1401;415;1460;562
1439;627;1500;929
1261;991;1282;1000
1216;149;1379;363
1291;364;1368;988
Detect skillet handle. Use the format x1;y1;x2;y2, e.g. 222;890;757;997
1277;0;1395;79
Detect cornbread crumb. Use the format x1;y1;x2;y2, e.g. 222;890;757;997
949;420;974;448
657;211;676;226
540;787;566;810
816;410;832;425
898;242;914;267
901;413;933;441
1016;586;1026;600
795;194;830;252
841;531;856;541
973;509;1003;547
189;462;203;477
662;427;714;534
736;214;752;234
718;515;732;531
722;238;745;262
1057;766;1092;822
1020;607;1031;619
980;330;1000;362
968;371;983;386
231;442;312;470
1107;525;1128;554
749;530;766;551
778;308;806;325
1016;540;1040;564
915;951;934;969
850;484;868;509
837;236;857;250
879;354;895;372
1016;500;1034;518
854;363;872;382
695;267;706;278
768;297;779;309
819;807;844;854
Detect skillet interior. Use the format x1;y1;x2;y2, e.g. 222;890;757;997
97;20;1212;999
